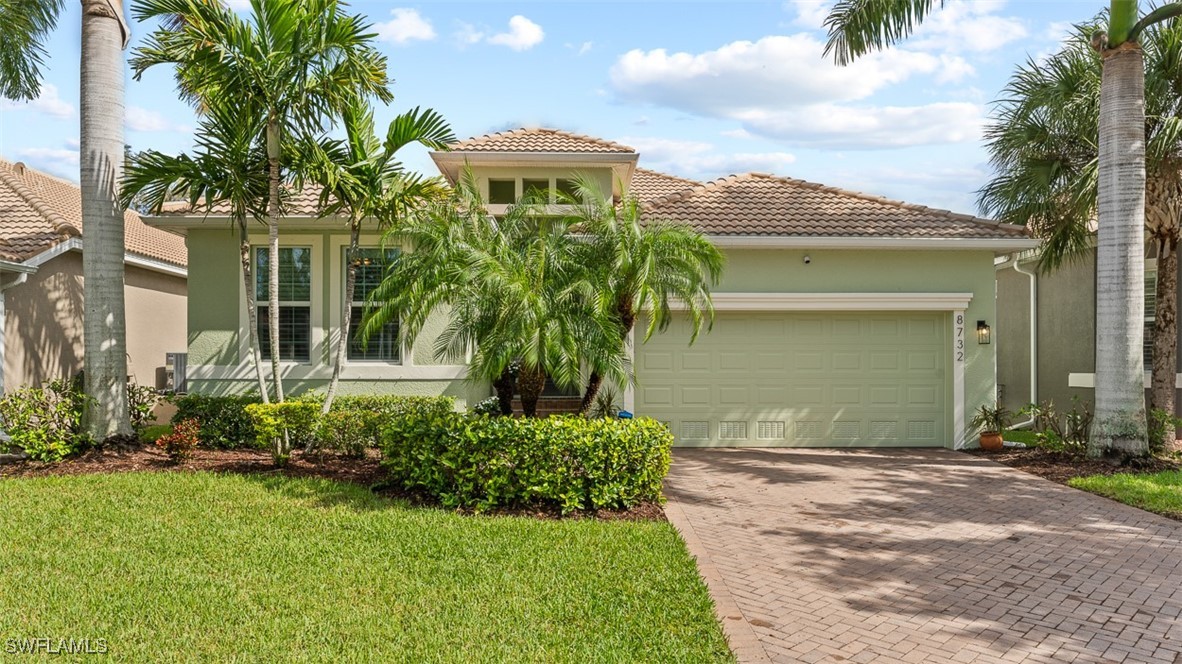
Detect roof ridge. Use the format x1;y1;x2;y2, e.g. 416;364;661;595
0;162;81;239
451;127;635;152
634;167;700;184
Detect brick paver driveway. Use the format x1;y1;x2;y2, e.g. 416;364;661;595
665;448;1182;663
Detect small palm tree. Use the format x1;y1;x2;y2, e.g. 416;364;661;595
122;98;273;401
562;176;724;414
299;99;454;413
131;0;393;404
980;17;1182;444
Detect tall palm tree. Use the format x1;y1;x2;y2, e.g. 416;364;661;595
360;173;623;417
131;0;392;403
980;18;1182;445
299;99;453;413
122;98;273;401
562;176;724;414
825;0;1182;456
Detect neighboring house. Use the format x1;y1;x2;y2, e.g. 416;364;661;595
0;159;188;393
996;245;1176;419
145;128;1035;448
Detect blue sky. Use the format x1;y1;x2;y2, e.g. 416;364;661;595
0;0;1099;213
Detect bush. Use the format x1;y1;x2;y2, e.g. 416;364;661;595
0;378;90;461
314;411;371;458
309;394;456;454
128;383;162;431
380;414;673;513
469;396;501;417
1021;398;1092;455
172;394;261;449
244;401;322;465
156;419;200;464
139;424;173;444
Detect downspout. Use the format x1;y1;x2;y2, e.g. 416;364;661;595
1009;257;1038;429
0;272;31;396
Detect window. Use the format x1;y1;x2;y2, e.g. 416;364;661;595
555;178;580;202
255;246;312;362
522;178;551;201
488;179;515;205
346;248;401;362
1145;269;1157;370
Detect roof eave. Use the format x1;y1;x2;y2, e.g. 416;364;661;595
141;214;350;236
708;235;1039;252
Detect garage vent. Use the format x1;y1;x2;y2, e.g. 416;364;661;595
908;420;936;440
833;421;860;440
870;421;897;439
682;421;709;440
796;421;822;439
757;421;785;440
719;421;747;440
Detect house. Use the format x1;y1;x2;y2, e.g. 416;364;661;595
144;128;1036;448
996;245;1177;421
0;159;188;393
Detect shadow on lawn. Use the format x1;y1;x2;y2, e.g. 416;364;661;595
666;448;1182;661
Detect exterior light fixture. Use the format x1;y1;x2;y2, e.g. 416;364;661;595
977;320;991;345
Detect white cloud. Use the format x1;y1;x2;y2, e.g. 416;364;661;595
618;136;797;180
0;84;74;118
455;22;484;46
721;128;754;140
375;8;436;45
15;144;80;180
905;0;1028;54
577;41;593;56
785;0;831;30
488;15;544;51
125;106;191;134
735;102;984;149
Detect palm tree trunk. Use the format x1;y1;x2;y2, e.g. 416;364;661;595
493;366;515;416
239;224;270;403
1093;41;1148;457
1151;233;1178;445
517;364;546;418
578;303;636;415
323;219;361;414
265;118;285;407
80;0;131;441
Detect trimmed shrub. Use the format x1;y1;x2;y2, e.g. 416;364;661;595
380;414;673;513
156;419;200;464
244;402;321;464
0;378;90;462
309;395;456;453
314;411;371;458
171;394;261;449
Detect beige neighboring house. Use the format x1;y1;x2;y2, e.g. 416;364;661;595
0;159;187;393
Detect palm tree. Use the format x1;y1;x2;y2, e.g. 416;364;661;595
131;0;393;404
562;176;724;414
980;18;1182;446
0;0;63;100
360;173;623;417
825;0;1182;456
299;99;454;413
122;98;273;401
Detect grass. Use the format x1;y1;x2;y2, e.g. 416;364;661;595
1069;471;1182;520
0;472;732;663
1002;429;1040;446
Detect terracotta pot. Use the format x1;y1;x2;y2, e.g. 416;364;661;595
979;431;1004;452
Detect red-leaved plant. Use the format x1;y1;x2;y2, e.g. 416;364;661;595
156;418;200;464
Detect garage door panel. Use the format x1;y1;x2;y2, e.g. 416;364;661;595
637;311;948;447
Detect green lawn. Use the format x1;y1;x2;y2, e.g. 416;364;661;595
0;472;731;662
1069;470;1182;520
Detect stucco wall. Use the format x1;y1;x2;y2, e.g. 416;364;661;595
3;251;187;392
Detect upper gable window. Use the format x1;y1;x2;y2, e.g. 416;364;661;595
555;178;580;202
522;179;551;202
488;179;515;205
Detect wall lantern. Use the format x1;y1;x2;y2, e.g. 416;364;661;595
977;320;991;345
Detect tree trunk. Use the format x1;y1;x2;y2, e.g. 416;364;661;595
1151;234;1178;445
578;302;636;415
80;0;131;441
323;219;361;414
265;118;284;407
1093;41;1148;457
493;366;515;416
578;372;603;416
517;364;546;418
239;225;269;403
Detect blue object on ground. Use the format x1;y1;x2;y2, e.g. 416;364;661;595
618;410;633;419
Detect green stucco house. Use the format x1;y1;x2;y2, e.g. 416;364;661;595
144;128;1036;449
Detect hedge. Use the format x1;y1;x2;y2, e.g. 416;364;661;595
379;414;673;513
171;394;261;449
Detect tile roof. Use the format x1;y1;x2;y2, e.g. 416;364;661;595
450;128;635;154
642;172;1029;239
628;168;699;203
0;159;187;267
158;185;326;217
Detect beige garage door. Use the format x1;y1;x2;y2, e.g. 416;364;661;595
635;312;948;447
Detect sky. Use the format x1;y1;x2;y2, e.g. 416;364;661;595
0;0;1101;214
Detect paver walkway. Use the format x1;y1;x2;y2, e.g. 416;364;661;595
665;448;1182;663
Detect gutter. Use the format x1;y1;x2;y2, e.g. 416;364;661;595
1008;256;1038;429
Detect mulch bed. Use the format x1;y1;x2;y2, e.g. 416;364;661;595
0;444;665;522
966;447;1182;485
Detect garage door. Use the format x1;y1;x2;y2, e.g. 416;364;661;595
636;312;948;447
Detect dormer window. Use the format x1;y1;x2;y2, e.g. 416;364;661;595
488;179;515;205
522;179;550;200
485;176;598;205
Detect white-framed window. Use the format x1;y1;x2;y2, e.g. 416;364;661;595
484;176;582;205
254;246;312;362
346;247;401;363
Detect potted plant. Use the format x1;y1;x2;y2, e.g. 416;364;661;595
970;403;1011;452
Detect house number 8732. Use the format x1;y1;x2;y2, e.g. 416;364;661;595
955;314;964;362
